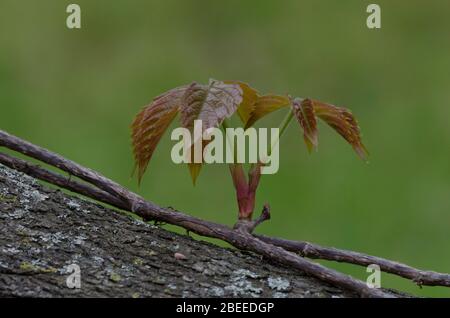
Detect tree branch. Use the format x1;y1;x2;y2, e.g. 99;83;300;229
0;129;443;296
2;152;445;289
0;152;128;211
254;235;450;287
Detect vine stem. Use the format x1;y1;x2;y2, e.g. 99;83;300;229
268;108;294;158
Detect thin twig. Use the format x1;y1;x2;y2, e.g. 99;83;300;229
233;203;271;233
0;129;391;297
255;235;450;287
0;152;128;211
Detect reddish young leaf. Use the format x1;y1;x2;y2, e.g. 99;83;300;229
186;138;212;185
131;86;186;183
188;162;202;185
292;98;318;153
224;81;259;126
180;79;243;132
312;100;368;160
245;95;290;129
180;79;243;184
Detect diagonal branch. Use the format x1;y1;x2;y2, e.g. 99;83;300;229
0;129;392;297
0;152;129;211
254;235;450;287
5;151;446;290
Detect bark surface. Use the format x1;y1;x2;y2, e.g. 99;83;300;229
0;163;359;298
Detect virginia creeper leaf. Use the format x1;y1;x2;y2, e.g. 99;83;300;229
180;79;243;131
292;98;318;153
188;162;202;186
186;139;211;185
312;100;368;160
180;79;243;184
245;95;290;129
224;81;259;126
131;86;187;183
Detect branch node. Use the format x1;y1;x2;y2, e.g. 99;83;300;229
233;203;271;234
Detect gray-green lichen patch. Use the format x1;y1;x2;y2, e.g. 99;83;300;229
19;259;58;274
267;276;291;292
273;292;289;298
223;269;263;297
2;245;20;255
109;272;122;283
182;275;194;283
0;164;48;213
21;190;49;207
208;286;225;297
131;218;158;229
66;199;81;210
0;193;17;203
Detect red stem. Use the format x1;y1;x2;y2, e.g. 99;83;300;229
229;163;263;220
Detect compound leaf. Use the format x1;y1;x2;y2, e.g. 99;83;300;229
312;99;368;160
180;79;243;183
245;95;290;129
131;86;186;183
180;79;243;132
224;81;259;126
292;98;318;153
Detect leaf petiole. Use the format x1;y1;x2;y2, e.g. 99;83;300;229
267;108;294;157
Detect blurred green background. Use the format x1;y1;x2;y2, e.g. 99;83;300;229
1;0;449;297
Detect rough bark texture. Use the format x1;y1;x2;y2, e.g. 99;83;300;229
0;163;358;298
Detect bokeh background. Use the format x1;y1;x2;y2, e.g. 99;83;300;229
1;0;449;297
